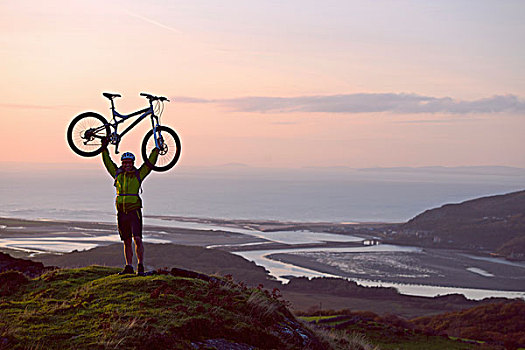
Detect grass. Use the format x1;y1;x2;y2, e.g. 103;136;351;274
298;314;501;350
0;266;340;349
300;315;343;323
8;265;479;349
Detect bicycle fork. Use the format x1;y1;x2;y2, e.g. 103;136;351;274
153;126;162;150
151;116;162;151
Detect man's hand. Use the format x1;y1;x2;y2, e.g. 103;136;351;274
102;136;110;148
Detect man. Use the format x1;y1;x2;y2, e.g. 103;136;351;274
101;145;158;276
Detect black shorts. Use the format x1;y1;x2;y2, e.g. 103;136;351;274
117;209;143;241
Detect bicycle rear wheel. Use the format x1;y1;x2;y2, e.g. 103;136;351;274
141;126;181;171
67;112;110;157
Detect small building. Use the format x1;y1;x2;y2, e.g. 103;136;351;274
363;239;381;246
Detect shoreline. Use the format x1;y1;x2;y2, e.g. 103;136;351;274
0;216;266;256
146;214;395;231
1;216;524;300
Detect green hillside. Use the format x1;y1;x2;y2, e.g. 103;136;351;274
1;256;522;349
0;266;374;349
411;300;525;349
299;304;525;350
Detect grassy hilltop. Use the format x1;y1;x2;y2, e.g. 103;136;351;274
2;265;521;349
0;266;373;350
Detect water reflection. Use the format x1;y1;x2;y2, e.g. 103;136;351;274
234;244;421;284
233;246;525;300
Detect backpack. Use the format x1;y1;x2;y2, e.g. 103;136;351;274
113;167;143;195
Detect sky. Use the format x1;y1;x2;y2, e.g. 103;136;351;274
1;0;524;169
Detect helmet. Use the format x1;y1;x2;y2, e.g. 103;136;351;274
121;152;135;161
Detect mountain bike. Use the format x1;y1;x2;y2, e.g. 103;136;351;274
67;92;181;171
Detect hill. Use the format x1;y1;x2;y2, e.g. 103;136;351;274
299;300;525;350
0;266;377;349
411;300;525;349
1;252;521;349
388;190;525;258
0;252;56;278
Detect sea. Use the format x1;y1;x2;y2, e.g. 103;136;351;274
1;164;524;224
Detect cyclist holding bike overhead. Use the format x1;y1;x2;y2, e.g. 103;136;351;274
101;140;159;276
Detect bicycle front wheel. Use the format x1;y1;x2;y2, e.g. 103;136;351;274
141;126;181;172
67;112;110;157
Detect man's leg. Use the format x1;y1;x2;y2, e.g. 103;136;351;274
132;209;145;275
117;211;135;274
123;238;133;266
134;237;144;265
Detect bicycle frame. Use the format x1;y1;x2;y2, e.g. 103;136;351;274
106;102;161;154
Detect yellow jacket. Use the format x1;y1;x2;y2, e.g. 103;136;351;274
102;148;158;213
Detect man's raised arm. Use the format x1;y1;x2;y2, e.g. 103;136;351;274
101;147;117;178
139;148;159;180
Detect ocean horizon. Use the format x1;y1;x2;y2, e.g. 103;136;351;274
1;164;524;224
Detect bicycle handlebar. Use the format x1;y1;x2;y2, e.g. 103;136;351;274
140;92;170;102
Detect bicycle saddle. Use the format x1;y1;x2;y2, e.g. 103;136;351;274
103;92;122;100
